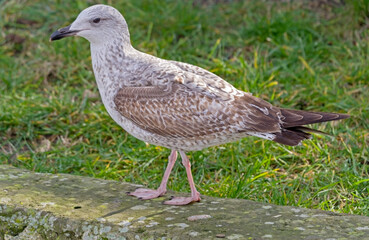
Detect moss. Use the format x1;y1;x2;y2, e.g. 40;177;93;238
0;206;28;237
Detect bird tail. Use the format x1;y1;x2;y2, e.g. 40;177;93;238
272;109;349;146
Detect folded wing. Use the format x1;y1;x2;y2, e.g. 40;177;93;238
113;83;282;139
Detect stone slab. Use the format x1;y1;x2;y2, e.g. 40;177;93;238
1;164;369;240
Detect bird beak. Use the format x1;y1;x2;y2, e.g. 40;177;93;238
50;25;79;41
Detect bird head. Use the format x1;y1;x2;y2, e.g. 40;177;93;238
50;4;130;45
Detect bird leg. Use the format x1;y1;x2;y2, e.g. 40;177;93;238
127;150;177;200
163;151;201;205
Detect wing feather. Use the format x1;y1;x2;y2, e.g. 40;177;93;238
114;83;283;138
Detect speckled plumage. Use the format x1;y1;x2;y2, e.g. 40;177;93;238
50;4;349;205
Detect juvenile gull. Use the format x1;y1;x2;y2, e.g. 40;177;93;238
50;4;349;205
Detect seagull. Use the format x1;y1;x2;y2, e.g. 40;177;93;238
50;4;349;205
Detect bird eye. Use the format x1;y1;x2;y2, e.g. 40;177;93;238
93;18;101;23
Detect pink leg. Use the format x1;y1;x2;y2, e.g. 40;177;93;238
127;150;177;200
164;151;201;205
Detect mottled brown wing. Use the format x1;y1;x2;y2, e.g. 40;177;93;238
114;83;230;138
113;83;283;138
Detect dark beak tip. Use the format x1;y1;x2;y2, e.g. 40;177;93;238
50;25;76;42
50;30;62;42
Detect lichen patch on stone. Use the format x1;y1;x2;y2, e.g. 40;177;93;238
262;234;273;238
262;205;272;209
131;205;148;210
187;214;212;221
188;231;199;237
291;208;301;213
356;226;369;230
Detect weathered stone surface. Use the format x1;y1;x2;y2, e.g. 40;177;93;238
1;164;369;240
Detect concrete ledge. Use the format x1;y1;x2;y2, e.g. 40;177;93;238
1;164;369;240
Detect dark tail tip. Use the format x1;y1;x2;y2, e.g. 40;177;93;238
273;129;311;146
280;109;349;128
337;113;350;120
274;110;349;146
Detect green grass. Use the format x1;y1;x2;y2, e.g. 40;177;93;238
1;0;368;215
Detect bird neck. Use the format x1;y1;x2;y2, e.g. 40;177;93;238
91;39;134;78
90;39;138;102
